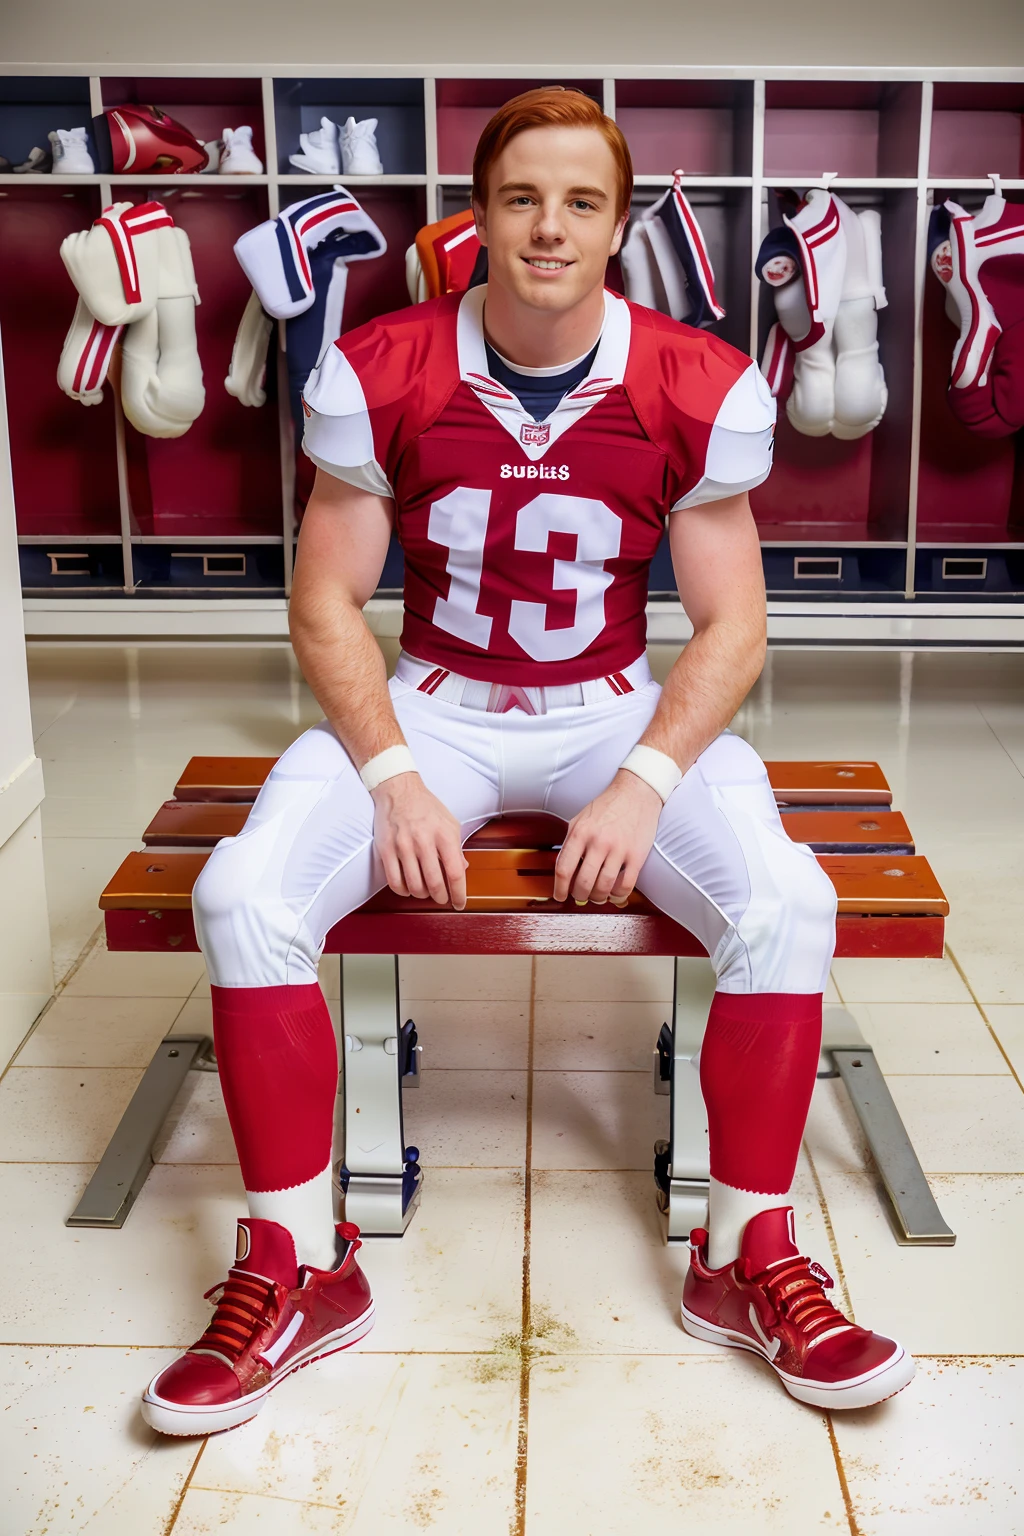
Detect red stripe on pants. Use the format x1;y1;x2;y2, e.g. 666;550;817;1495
210;983;337;1193
699;991;823;1195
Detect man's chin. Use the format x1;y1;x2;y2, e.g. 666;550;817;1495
509;274;591;312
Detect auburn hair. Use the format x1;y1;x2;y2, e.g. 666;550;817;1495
472;86;633;222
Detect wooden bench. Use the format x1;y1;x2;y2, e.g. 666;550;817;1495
69;756;955;1249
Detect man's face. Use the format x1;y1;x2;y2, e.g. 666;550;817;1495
474;125;626;315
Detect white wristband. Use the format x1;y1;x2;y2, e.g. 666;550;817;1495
359;744;418;792
620;744;683;804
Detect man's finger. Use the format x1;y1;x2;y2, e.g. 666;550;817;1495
397;841;429;900
440;835;468;911
417;844;450;906
380;847;410;899
589;856;626;906
569;848;607;905
553;825;585;902
609;863;637;907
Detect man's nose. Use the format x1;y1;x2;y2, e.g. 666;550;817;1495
532;202;567;243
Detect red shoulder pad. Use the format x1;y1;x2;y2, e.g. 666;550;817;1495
302;294;461;487
624;304;776;508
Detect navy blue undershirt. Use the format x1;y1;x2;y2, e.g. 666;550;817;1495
484;341;600;423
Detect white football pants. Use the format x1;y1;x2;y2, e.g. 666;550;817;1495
194;661;836;994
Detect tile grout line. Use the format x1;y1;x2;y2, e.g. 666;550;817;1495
825;1412;863;1536
5;1342;1024;1358
945;942;1024;1100
163;1437;208;1535
512;955;537;1536
802;1141;855;1323
0;919;107;1089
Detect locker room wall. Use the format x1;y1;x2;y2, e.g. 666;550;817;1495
0;333;53;1068
5;0;1024;70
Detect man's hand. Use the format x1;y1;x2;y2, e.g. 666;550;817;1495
372;774;469;911
553;770;663;906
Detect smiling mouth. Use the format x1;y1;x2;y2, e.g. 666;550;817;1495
523;257;572;270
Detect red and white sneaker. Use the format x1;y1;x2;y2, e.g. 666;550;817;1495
681;1207;915;1410
142;1217;374;1436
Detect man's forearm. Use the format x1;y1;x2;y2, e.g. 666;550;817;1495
637;617;766;775
289;587;406;772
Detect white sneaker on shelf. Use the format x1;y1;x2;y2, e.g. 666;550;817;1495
340;116;383;175
289;117;340;176
49;128;95;175
220;126;263;175
202;139;223;173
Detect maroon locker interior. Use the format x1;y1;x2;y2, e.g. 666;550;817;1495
435;78;603;176
762;81;923;181
929;84;1024;181
0;186;120;536
117;184;282;538
751;183;917;542
614;80;752;177
918;211;1022;540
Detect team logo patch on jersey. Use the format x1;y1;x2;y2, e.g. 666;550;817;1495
520;421;550;446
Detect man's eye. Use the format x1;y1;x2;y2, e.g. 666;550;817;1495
571;200;595;212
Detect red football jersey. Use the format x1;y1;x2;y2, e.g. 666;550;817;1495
302;287;774;685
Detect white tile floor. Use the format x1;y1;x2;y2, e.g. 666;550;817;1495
3;643;1024;1536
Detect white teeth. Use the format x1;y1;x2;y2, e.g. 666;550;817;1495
527;259;568;269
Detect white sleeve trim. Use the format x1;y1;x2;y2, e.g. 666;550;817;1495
671;360;775;511
303;449;394;499
671;468;772;510
300;341;394;496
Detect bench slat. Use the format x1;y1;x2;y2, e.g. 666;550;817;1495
175;756;279;802
101;849;948;917
173;755;892;808
103;906;946;960
143;802;915;855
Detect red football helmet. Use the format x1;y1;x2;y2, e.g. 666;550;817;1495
105;104;209;174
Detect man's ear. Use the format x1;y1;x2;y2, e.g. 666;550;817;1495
472;198;488;248
608;210;629;259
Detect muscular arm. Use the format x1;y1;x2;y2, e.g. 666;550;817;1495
290;469;468;908
640;491;767;770
553;492;766;904
290;470;401;766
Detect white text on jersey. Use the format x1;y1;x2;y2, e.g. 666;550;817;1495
500;464;570;480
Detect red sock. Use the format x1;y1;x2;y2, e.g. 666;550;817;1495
210;983;337;1193
699;991;822;1195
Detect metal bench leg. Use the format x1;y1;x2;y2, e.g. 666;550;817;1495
338;954;422;1237
66;1033;214;1228
823;1007;956;1246
654;958;716;1243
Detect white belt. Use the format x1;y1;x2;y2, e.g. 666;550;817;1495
395;651;652;714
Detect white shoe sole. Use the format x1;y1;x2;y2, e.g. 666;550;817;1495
141;1301;375;1437
288;154;339;176
680;1301;916;1410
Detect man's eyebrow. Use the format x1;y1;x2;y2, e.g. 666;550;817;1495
495;181;609;201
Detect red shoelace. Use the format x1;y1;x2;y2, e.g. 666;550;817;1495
194;1271;281;1363
749;1256;854;1348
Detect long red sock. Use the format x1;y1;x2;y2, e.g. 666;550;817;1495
210;983;337;1194
700;991;823;1196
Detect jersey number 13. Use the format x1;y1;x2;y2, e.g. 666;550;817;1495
427;488;622;663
